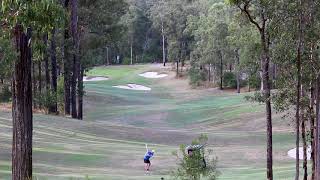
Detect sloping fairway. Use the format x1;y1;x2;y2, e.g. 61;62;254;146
0;65;298;179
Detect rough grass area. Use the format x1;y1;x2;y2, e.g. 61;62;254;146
0;64;298;179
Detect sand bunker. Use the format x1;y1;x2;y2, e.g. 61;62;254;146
113;84;151;91
83;76;109;82
287;146;311;160
139;72;168;79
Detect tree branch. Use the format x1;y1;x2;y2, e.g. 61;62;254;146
237;2;262;32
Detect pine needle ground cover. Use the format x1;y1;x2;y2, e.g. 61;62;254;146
0;65;297;179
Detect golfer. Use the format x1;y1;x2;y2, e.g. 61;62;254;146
144;144;155;171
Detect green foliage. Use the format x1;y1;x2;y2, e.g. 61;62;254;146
57;76;65;113
172;135;219;180
0;30;16;81
119;0;155;64
0;85;11;102
35;90;57;113
79;0;128;68
188;62;207;87
186;1;236;86
122;57;132;65
223;72;237;88
81;48;105;67
150;0;195;64
248;74;260;90
1;0;64;33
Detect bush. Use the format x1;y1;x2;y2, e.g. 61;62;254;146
122;57;132;65
35;90;57;113
142;53;161;63
248;74;261;90
57;77;65;113
172;135;219;180
223;72;237;88
0;85;11;102
189;66;207;87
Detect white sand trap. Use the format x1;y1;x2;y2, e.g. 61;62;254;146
113;84;151;91
139;72;168;79
83;76;109;82
288;146;311;160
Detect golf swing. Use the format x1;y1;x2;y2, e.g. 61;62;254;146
144;144;155;171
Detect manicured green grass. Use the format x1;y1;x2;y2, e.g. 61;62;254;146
0;65;298;179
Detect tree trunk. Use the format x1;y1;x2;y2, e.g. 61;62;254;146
162;22;166;67
64;30;71;115
64;0;71;115
310;81;316;180
12;25;33;180
295;50;301;180
235;49;240;93
309;0;316;176
296;1;305;178
259;69;264;91
106;47;109;65
208;64;211;83
302;110;308;180
219;50;223;90
49;28;58;114
180;44;184;74
260;29;273;180
32;62;37;109
44;55;50;112
71;0;79;119
212;65;216;85
301;86;308;180
239;6;273;179
71;57;77;118
38;61;42;109
77;65;84;120
316;76;320;180
76;31;81;120
176;60;179;77
130;41;133;65
44;34;50;93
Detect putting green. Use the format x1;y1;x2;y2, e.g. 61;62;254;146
0;65;299;179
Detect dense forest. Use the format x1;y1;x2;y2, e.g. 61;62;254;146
1;0;320;179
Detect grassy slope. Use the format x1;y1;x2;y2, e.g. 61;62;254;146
0;65;298;180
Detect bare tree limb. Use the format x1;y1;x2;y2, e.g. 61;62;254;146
237;2;263;32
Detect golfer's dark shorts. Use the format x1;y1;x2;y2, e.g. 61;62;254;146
144;159;150;163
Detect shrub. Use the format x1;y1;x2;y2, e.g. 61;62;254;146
172;134;219;180
122;57;132;65
189;66;206;87
0;85;11;102
223;72;237;88
248;74;261;90
57;76;65;113
35;90;57;113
